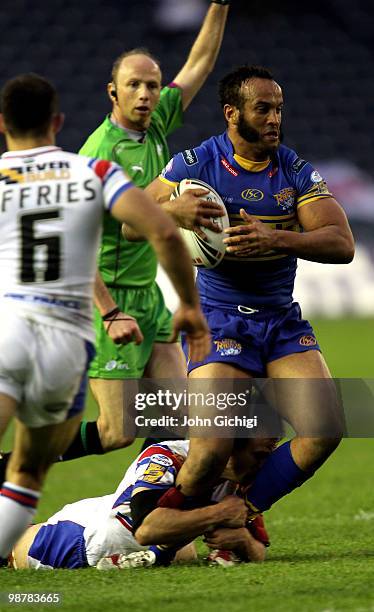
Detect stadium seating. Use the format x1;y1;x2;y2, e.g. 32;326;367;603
0;0;373;173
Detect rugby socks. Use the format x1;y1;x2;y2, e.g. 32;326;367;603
148;544;179;566
0;482;40;558
245;441;314;516
60;421;104;461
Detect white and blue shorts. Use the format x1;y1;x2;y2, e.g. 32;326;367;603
0;307;94;428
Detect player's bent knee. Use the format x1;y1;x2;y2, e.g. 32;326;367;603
101;433;135;452
184;439;233;485
133;526;150;546
97;418;135;451
297;436;341;465
186;449;228;485
7;460;47;489
317;436;342;454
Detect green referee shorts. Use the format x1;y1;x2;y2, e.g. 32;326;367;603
89;283;174;379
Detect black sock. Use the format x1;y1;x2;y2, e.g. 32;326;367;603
140;438;164;452
0;452;11;487
140;435;184;453
60;421;104;461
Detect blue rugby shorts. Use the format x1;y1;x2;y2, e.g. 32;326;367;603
183;302;320;376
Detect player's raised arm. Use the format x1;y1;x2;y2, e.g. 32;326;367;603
172;1;230;110
111;186;211;362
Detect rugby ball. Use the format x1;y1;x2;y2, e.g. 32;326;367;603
171;178;229;269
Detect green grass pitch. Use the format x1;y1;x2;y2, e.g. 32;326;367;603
1;318;374;612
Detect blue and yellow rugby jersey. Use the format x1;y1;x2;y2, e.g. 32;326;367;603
160;132;332;309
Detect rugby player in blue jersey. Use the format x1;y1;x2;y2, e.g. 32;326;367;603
145;65;355;518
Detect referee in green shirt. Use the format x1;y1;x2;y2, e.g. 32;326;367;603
64;0;230;460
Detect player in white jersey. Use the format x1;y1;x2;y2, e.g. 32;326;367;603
10;439;273;569
0;73;210;566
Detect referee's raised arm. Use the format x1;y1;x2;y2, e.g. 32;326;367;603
172;1;230;110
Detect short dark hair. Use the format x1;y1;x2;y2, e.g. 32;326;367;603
0;73;59;138
218;65;275;111
111;48;161;85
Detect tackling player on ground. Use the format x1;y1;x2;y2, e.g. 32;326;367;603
9;438;273;570
147;64;354;519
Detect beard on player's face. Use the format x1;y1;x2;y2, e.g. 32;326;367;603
237;111;283;154
237;112;261;143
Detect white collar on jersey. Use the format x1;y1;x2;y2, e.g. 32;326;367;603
1;146;61;159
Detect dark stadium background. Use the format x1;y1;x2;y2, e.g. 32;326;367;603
0;0;372;170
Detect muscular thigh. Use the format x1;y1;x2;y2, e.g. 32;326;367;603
182;363;250;486
266;351;343;435
7;413;82;489
144;342;186;378
90;378;127;426
267;350;331;378
90;377;139;445
189;362;251;427
189;362;251;380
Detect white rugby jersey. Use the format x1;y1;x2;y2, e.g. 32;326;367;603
85;440;190;565
36;441;190;567
0;146;133;341
27;439;268;569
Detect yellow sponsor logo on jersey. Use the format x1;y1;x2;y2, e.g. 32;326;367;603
26;169;71;182
241;188;264;202
0;168;25;183
142;461;168;483
0;166;71;184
